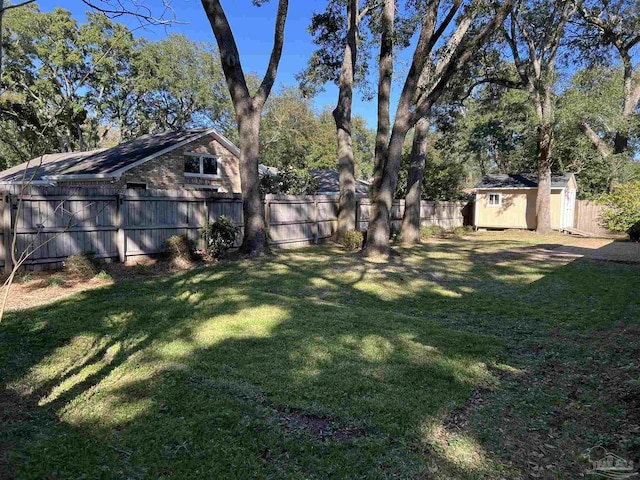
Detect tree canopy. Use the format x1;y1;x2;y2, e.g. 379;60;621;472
1;0;639;207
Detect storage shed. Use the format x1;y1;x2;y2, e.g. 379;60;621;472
474;173;577;230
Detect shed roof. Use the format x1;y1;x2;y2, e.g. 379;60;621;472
476;172;574;190
0;128;239;184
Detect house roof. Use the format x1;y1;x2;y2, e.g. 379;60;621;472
475;172;574;190
309;169;371;194
0;128;240;184
259;166;371;194
258;164;280;176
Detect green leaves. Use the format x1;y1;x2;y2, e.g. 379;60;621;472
0;8;237;167
600;180;640;233
133;35;235;137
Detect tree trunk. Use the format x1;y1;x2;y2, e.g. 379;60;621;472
613;131;629;155
371;0;394;198
0;1;4;82
334;0;357;239
237;109;268;255
536;122;552;234
202;0;288;256
336;125;356;237
399;117;429;245
365;117;411;255
615;59;636;155
580;119;611;159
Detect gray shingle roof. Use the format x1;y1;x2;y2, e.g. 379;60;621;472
476;172;574;190
0;129;236;183
309;169;371;194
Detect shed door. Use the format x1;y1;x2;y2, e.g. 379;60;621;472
564;189;576;228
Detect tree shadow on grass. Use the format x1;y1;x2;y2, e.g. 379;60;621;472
1;237;639;478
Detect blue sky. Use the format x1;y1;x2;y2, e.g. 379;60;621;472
35;0;399;128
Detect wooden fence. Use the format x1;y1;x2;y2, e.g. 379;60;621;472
574;200;616;237
0;186;467;271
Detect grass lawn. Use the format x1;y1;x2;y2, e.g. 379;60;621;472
1;232;639;479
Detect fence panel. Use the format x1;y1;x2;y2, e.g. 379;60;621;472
8;189;119;269
574;200;615;237
1;188;469;271
356;199;466;232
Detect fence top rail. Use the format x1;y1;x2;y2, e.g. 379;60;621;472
357;199;467;206
264;194;341;201
1;186;241;198
12;195;118;201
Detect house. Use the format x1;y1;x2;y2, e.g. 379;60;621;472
0;128;241;192
309;169;371;195
474;172;577;230
258;166;371;195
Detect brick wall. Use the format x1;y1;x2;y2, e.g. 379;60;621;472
57;133;241;193
118;134;241;192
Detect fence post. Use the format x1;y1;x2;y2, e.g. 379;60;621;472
355;197;360;231
2;193;13;273
313;196;319;244
264;196;271;234
116;193;126;264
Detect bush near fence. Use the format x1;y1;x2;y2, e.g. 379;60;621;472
0;186;468;271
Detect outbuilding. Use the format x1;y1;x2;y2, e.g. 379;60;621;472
474;172;577;230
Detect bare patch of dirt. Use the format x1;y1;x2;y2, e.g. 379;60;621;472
552;241;640;264
4;258;210;312
269;405;364;441
442;322;640;479
6;273;112;311
442;388;491;433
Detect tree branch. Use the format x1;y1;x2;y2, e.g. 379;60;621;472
428;0;463;52
201;0;251;107
0;0;35;12
460;76;525;102
254;0;289;108
413;0;515;122
79;0;178;26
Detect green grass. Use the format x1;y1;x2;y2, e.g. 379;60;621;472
1;233;639;479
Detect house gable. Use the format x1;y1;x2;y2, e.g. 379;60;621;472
114;132;241;192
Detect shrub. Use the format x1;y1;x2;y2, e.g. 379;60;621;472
47;277;65;287
259;166;320;195
202;215;240;259
420;225;445;239
600;181;640;232
64;252;98;278
17;273;33;283
165;235;197;268
95;270;112;281
628;221;640;242
339;230;364;251
132;263;152;276
452;225;474;236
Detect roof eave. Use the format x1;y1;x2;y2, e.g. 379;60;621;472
42;174;117;181
476;186;567;190
0;180;56;186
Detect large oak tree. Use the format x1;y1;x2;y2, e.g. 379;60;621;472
575;0;640;163
501;0;575;234
201;0;289;255
366;0;515;254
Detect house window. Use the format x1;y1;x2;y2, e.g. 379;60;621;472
184;153;220;178
487;193;502;207
184;157;200;174
202;157;218;175
126;182;147;190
